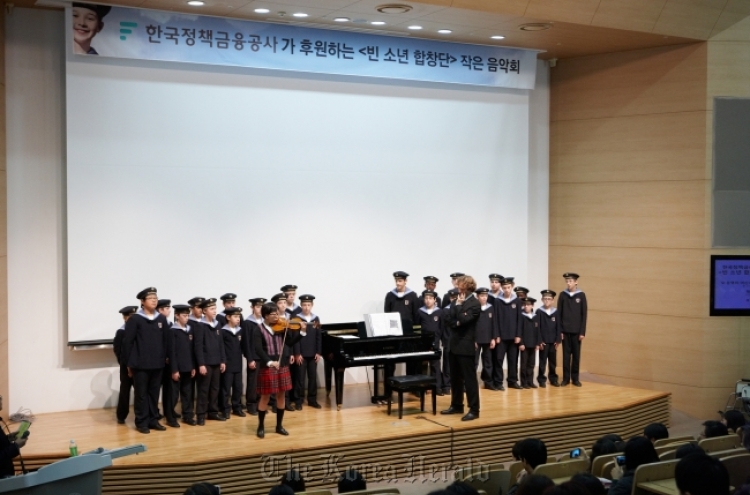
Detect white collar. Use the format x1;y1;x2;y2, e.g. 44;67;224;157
222;324;241;335
481;304;492;311
391;288;414;297
189;315;202;322
489;291;502;298
500;294;517;303
419;306;438;315
118;324;125;330
262;322;276;335
201;316;218;328
523;312;535;320
172;322;189;332
298;313;317;322
247;314;262;323
540;307;557;315
136;308;158;321
564;289;581;296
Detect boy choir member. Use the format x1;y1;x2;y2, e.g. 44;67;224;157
220;306;246;418
169;304;197;425
114;305;137;424
559;273;587;387
194;298;226;425
243;297;266;416
418;276;440;308
416;290;449;395
474;288;499;390
254;303;305;438
216;293;239;327
384;271;420;380
187;297;205;328
121;287;170;434
282;285;301;315
295;294;322;409
442;273;464;308
536;290;561;387
519;298;541;389
493;277;523;390
156;299;172;323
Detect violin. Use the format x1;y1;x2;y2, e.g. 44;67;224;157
270;316;306;333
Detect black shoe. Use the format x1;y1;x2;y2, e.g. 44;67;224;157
271;405;278;414
522;385;530;389
436;390;445;396
497;384;506;391
183;418;197;426
308;402;322;409
166;421;180;428
509;383;523;389
150;422;167;431
529;384;538;389
296;402;303;411
233;409;246;417
550;381;560;387
440;406;464;415
257;426;265;439
207;413;226;421
285;403;295;412
117;419;126;425
248;405;258;416
561;381;570;387
483;383;497;390
539;383;547;388
157;413;164;420
197;417;206;426
461;412;479;421
276;426;289;436
443;388;451;395
174;412;181;419
573;381;582;387
136;427;150;434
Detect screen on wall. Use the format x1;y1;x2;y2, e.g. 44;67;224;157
710;255;750;316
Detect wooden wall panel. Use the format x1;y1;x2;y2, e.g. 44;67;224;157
550;181;706;249
551;43;707;122
591;0;666;33
550;111;707;183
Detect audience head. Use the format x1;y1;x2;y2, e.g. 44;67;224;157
512;439;525;460
542;481;592;495
623;436;659;472
279;469;305;493
518;438;548;472
570;473;606;495
338;469;366;494
268;486;294;495
722;410;746;433
643;423;669;443
701;420;729;439
183;483;220;495
590;438;618;462
675;452;729;495
601;433;623;443
445;481;480;495
674;444;704;459
517;474;554;495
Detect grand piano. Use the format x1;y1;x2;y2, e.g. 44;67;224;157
322;322;441;410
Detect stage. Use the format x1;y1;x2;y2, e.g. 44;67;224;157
17;381;669;494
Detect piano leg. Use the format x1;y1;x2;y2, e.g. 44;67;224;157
335;368;345;411
325;359;333;397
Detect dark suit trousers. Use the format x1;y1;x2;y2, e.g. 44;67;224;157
196;364;221;417
116;365;133;422
476;343;494;385
537;344;558;384
519;348;536;386
245;366;258;409
288;362;300;405
133;368;162;429
221;370;243;413
296;357;319;402
449;352;479;414
178;371;195;419
162;365;178;422
493;339;519;386
562;333;582;382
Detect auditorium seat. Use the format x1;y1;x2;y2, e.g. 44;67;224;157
721;453;750;491
296;491;332;495
698;434;741;453
658;449;676;461
591;453;619;477
655;442;690;455
654;435;694;447
533;458;589;484
632;459;679;495
336;488;399;495
456;468;511;495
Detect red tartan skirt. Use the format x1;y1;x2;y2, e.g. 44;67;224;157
257;366;292;395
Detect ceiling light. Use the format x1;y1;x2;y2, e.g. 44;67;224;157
491;35;505;40
187;1;204;5
376;4;412;14
407;25;422;30
518;22;552;31
370;20;386;25
293;12;308;17
334;17;350;22
254;8;269;13
437;29;452;34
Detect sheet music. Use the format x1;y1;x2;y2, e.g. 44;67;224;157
364;313;403;337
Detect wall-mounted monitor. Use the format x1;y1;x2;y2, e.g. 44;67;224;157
710;255;750;316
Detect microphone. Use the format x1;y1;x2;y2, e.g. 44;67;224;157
0;417;28;475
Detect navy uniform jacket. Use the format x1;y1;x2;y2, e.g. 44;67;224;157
494;296;523;341
416;307;444;348
487;292;503;306
241;317;261;362
221;325;245;373
519;313;542;348
296;314;322;357
194;319;226;367
536;308;562;344
286;305;302;317
441;293;455;309
113;326;126;366
445;295;481;356
171;323;196;373
384;289;419;323
252;324;304;367
122;310;170;370
475;304;498;345
558;290;588;335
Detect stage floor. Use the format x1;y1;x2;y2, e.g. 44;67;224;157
19;381;670;494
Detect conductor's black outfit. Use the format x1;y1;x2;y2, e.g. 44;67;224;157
113;325;133;423
444;293;481;417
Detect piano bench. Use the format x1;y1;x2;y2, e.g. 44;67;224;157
386;374;437;420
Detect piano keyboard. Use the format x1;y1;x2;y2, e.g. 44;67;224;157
351;351;436;361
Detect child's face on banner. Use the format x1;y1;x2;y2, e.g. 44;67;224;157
72;7;101;47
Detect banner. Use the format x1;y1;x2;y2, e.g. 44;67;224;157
69;4;539;89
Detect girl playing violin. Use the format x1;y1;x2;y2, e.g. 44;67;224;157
252;303;306;438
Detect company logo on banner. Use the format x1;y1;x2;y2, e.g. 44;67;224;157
70;4;539;89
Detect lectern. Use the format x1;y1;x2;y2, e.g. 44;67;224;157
0;444;146;495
